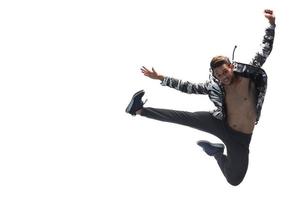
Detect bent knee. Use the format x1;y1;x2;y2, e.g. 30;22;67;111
228;178;243;186
226;174;245;186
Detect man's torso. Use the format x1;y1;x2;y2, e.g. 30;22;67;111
224;76;257;134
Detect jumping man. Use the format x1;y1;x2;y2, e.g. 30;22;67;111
125;9;276;186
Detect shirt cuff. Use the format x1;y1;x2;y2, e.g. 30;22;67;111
160;76;169;86
268;23;276;29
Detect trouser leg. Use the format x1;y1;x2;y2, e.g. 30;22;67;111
214;151;249;186
141;107;251;186
214;125;252;186
141;107;226;139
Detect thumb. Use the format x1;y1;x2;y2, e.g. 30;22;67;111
152;67;157;73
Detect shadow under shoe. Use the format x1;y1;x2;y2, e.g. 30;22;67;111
197;140;224;156
125;90;147;116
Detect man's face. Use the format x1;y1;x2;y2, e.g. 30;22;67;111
213;64;234;85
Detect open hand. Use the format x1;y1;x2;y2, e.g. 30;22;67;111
140;66;164;81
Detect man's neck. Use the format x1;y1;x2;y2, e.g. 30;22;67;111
224;75;241;89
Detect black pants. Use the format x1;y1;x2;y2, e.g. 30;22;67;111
141;107;252;186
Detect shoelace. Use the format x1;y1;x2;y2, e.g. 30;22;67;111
143;99;148;105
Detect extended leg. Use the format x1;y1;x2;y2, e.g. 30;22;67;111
140;107;226;139
125;90;225;138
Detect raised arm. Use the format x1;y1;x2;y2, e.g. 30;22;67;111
141;66;209;95
250;9;276;68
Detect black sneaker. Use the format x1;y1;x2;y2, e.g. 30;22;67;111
197;140;224;156
125;90;147;116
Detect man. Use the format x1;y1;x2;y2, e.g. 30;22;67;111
125;9;275;186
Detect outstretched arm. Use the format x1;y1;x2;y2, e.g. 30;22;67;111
141;66;209;95
250;9;276;68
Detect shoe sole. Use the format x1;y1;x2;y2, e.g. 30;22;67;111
197;140;225;149
197;140;225;156
125;90;145;114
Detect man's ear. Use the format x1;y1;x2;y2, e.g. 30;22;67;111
229;64;234;69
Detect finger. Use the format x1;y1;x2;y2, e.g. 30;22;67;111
264;9;273;14
143;72;150;77
264;13;273;19
142;66;150;72
142;66;148;70
140;68;146;73
141;69;148;74
142;69;150;73
152;67;156;73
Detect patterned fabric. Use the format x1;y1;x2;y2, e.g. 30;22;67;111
161;24;275;124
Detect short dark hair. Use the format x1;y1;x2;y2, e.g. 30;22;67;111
210;56;231;70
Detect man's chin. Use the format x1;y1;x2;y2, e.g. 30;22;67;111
221;80;232;86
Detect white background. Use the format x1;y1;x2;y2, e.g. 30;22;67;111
1;0;298;199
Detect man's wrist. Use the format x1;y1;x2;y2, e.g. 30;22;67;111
158;75;164;81
269;22;276;28
269;19;276;26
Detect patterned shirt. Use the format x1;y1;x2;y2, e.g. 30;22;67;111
161;24;275;124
